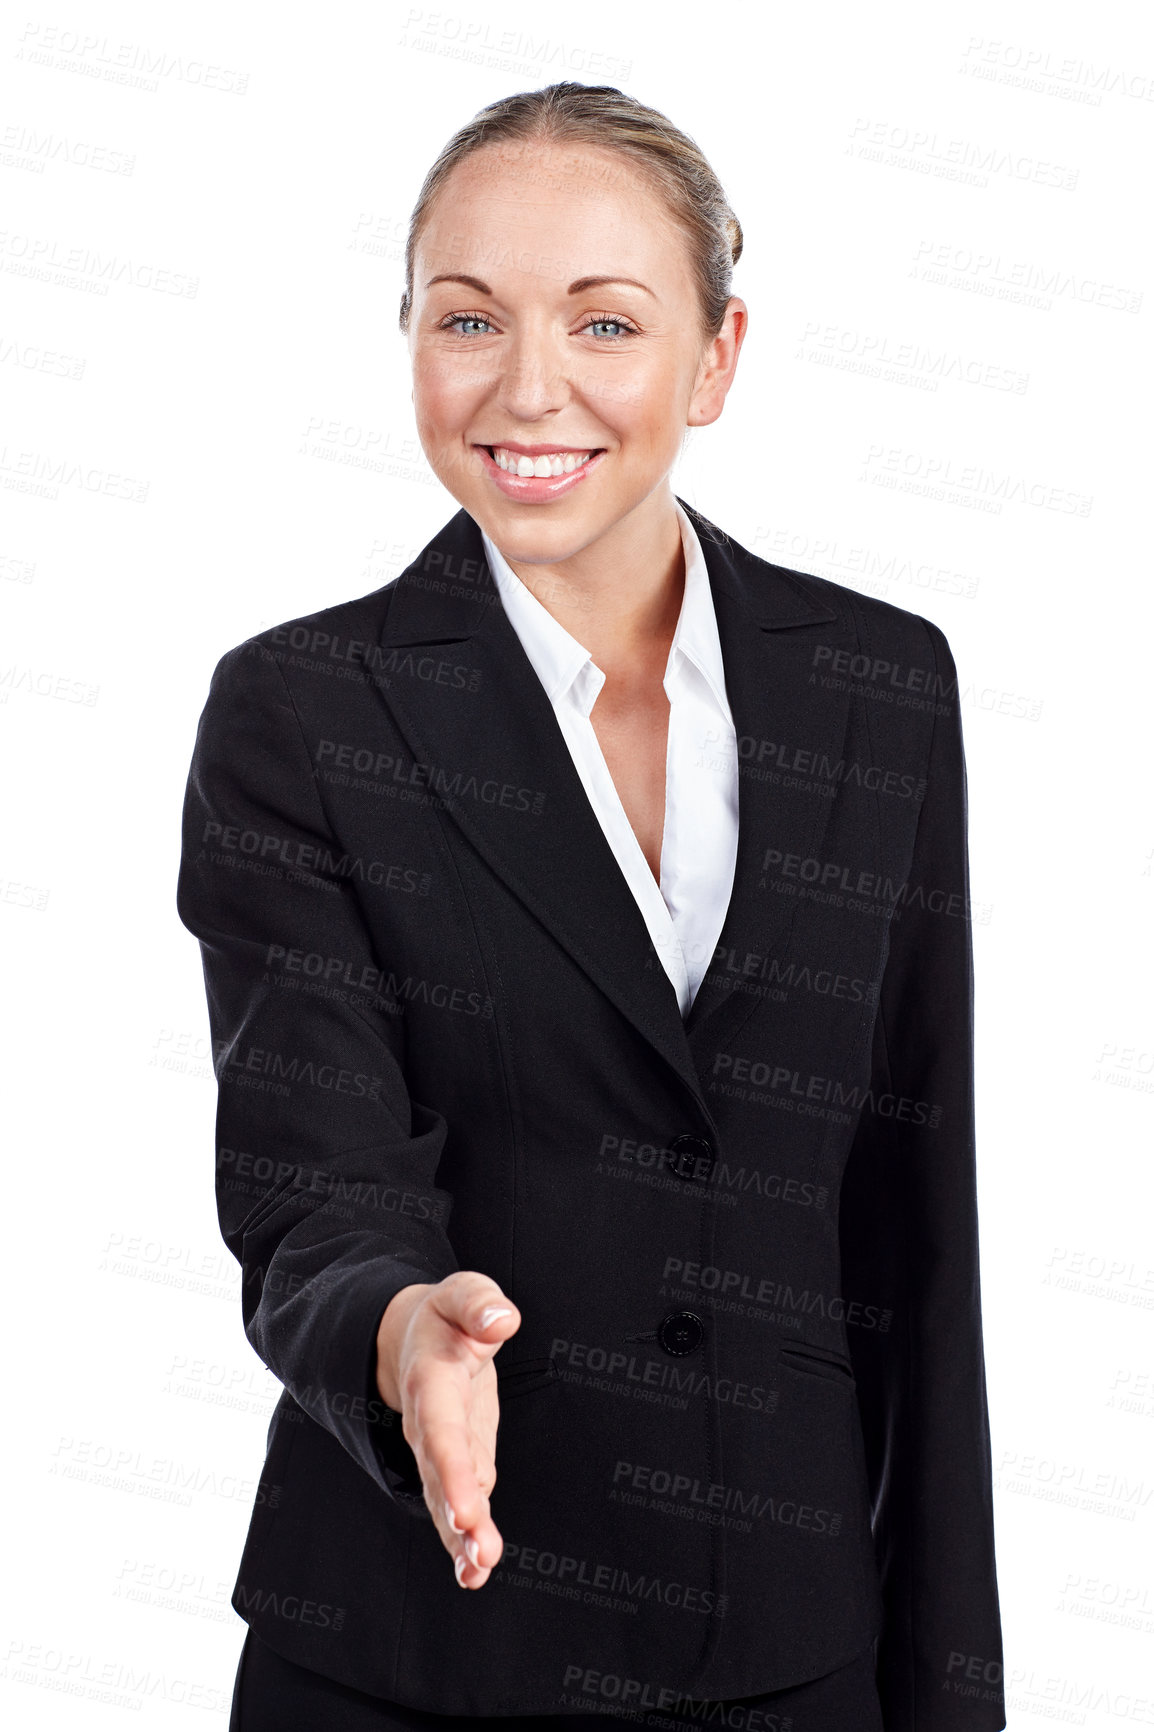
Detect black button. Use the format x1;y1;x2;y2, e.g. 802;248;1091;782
658;1310;704;1356
668;1133;716;1183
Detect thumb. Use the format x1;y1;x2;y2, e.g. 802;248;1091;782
470;1294;519;1340
438;1275;521;1346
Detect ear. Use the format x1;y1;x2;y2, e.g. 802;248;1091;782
688;298;748;430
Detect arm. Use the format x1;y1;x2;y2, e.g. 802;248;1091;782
176;638;459;1513
839;621;1006;1730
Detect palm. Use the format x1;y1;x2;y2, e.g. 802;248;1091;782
461;1356;500;1487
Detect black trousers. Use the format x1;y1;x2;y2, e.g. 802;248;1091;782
229;1626;884;1730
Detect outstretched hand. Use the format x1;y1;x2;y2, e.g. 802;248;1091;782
375;1272;521;1588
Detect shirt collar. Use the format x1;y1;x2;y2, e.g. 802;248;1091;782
479;501;732;725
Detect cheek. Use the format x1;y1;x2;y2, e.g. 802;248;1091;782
412;357;474;431
604;365;683;443
618;404;684;461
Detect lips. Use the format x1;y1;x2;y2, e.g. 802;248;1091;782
473;442;608;499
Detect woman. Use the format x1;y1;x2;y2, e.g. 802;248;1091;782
178;83;1006;1731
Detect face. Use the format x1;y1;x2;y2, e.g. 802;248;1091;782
407;140;746;572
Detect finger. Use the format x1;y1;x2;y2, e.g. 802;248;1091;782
442;1453;505;1587
410;1379;503;1578
414;1420;502;1586
451;1496;503;1589
434;1442;502;1572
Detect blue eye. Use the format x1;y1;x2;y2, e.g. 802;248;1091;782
583;316;636;340
440;315;494;337
437;311;639;341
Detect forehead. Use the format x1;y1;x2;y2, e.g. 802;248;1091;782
417;141;685;274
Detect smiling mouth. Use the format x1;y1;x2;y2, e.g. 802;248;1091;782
478;445;607;477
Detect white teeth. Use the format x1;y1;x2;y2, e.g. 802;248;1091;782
491;447;598;477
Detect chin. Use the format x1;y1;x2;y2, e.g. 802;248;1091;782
485;511;610;554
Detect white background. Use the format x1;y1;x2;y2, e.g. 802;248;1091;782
2;1;1152;1724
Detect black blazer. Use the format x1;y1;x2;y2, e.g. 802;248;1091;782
176;499;1006;1728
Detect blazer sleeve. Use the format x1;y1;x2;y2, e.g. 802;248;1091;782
839;620;1006;1731
176;638;460;1515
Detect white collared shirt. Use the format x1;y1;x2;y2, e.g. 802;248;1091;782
479;502;739;1017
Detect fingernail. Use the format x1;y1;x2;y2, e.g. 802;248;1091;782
454;1553;468;1586
465;1536;480;1567
478;1306;512;1330
446;1502;465;1534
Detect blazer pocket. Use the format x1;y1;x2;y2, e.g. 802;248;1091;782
777;1340;856;1387
495;1355;560;1400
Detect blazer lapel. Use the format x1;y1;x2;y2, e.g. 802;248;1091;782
369;499;856;1122
678;503;854;1069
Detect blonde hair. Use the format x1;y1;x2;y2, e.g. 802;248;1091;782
398;81;742;347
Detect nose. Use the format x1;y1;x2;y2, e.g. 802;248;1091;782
492;327;573;421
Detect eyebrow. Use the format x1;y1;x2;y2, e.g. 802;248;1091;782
424;273;656;299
